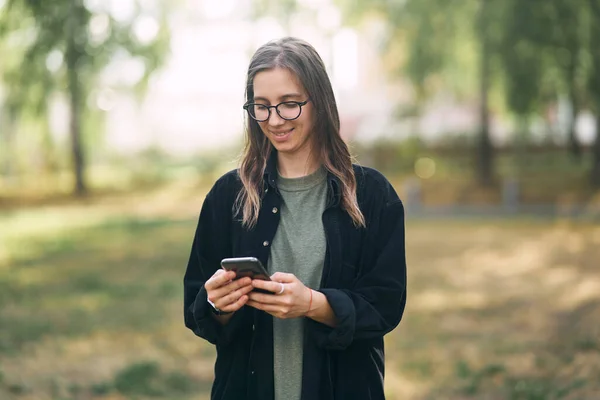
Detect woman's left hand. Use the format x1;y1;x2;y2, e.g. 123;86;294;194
247;272;312;319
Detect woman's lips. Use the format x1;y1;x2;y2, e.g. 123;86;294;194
270;128;293;141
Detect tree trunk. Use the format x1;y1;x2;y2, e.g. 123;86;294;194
68;67;85;195
0;109;17;181
41;116;59;173
567;79;582;160
589;0;600;187
515;117;530;175
66;0;86;196
591;116;600;188
476;0;494;186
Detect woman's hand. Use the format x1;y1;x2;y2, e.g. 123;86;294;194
205;269;254;314
247;272;312;319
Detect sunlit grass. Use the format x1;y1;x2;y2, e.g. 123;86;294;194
1;188;599;399
0;213;214;399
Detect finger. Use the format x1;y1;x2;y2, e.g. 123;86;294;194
252;279;285;293
222;293;249;312
246;300;283;313
247;290;281;304
270;272;297;283
210;276;252;302
219;283;254;308
223;276;252;291
206;270;236;290
246;300;264;310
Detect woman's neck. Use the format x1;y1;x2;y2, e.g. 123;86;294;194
276;151;320;178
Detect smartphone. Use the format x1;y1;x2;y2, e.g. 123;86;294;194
221;257;273;294
221;257;271;281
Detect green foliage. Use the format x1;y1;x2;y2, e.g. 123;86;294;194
114;362;159;396
588;0;600;107
0;0;170;109
498;2;547;117
339;0;482;102
455;361;506;395
338;0;600;186
0;0;171;193
89;382;112;395
76;361;197;397
339;0;600;121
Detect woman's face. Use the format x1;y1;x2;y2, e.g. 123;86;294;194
252;67;314;159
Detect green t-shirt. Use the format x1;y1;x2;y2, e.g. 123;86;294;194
268;166;328;400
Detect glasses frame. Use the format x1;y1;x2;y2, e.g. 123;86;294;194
243;99;310;122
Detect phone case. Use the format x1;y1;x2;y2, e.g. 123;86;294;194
221;257;271;281
221;257;274;294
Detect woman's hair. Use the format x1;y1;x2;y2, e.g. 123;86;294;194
236;37;365;229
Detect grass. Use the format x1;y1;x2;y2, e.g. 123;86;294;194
1;183;599;399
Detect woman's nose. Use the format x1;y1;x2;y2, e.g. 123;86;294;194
267;110;285;126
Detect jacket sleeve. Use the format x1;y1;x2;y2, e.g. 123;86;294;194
183;180;251;345
308;191;407;351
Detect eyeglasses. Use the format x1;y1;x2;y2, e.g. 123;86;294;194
243;99;310;122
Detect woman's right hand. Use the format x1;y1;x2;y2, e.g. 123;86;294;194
205;269;254;314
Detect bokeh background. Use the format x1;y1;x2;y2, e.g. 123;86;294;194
1;0;599;399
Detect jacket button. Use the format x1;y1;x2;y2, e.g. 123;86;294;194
265;188;269;193
263;241;269;247
272;207;278;214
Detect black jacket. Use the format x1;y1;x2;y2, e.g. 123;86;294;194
183;158;407;400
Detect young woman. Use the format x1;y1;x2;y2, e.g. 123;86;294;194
183;37;407;400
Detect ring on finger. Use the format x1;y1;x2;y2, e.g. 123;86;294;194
277;282;285;295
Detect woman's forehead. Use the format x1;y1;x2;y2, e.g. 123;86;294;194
253;68;306;100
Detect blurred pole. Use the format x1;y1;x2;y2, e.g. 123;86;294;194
502;178;519;214
66;0;87;196
403;178;422;213
476;0;494;187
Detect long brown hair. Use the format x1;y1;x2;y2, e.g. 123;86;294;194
236;37;365;229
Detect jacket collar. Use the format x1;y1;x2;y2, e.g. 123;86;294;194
263;150;341;207
263;150;278;189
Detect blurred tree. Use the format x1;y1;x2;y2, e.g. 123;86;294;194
0;0;170;196
588;0;600;187
340;0;497;186
0;1;53;180
498;1;548;121
550;0;591;160
475;0;494;186
496;0;553;173
341;0;600;186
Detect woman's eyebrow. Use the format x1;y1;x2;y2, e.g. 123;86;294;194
253;93;304;102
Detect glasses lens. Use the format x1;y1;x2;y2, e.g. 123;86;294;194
249;104;269;121
277;102;301;120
